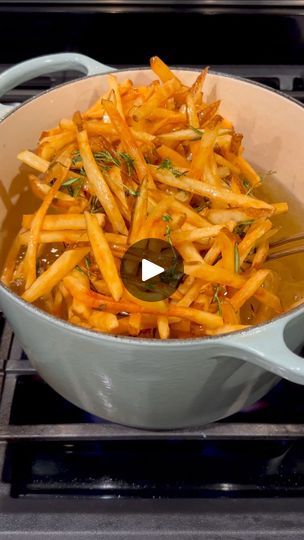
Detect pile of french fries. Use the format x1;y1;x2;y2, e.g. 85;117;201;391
1;56;288;339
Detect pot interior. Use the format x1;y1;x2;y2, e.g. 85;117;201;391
1;68;304;304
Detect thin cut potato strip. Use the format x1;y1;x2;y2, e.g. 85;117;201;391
24;155;72;289
230;269;271;310
153;168;275;213
77;129;127;235
22;247;90;303
18;150;50;173
85;212;123;302
157;315;170;339
22;213;105;231
171;222;235;245
102;99;154;186
2;57;291;338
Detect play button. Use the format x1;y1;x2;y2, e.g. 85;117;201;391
142;259;164;282
120;238;184;302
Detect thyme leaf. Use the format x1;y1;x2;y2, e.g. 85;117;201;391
90;195;103;213
234;242;240;273
61;177;82;187
119;152;135;175
234;220;255;236
212;285;223;317
94;150;120;167
71;151;82;165
61;176;84;198
123;184;140;197
190;125;203;140
158;158;188;178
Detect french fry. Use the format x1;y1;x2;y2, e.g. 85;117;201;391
152;168;274;213
168;305;223;329
107;74;125;118
22;213;105;231
190;68;208;102
150;56;180;83
128;177;148;243
190;128;218;179
89;311;119;332
102;99;154;187
230;269;271;310
177;279;204;307
157;315;170;339
238;219;272;265
24;155;72;288
22;247;89;303
171;222;234;245
17;150;50;173
0;234;21;285
157;144;189;168
140;194;175;238
233;155;261;187
85;212;123;302
132;78;181;122
205;324;249;336
186;94;199;128
77;129;127;234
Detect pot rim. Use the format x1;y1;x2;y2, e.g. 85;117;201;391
1;65;304;346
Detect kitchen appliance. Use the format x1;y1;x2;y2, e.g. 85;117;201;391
1;0;304;537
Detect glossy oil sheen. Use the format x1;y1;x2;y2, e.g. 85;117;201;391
1;64;304;428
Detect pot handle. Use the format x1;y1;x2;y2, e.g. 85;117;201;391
221;309;304;384
0;52;115;119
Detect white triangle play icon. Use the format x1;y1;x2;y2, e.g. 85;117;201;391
141;258;164;282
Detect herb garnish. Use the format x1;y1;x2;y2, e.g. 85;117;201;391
120;152;135;175
93;150;135;176
158;158;188;178
90;195;103;213
193;200;210;212
76;265;85;274
161;214;172;222
165;224;173;246
234;220;254;236
94;150;120;168
123;185;140;197
212;285;223;317
61;177;82;188
71;151;82;166
190;125;203;140
61;176;84;198
234;242;240;273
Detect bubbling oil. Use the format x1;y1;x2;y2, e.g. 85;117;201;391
257;176;304;310
2;169;304;327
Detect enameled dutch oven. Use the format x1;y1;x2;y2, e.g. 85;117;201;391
0;53;304;429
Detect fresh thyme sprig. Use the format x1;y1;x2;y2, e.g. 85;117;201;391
161;214;172;223
234;243;240;273
158;158;188;178
212;285;223;317
61;176;84;198
190;125;204;140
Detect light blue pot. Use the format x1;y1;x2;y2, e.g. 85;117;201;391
0;53;304;429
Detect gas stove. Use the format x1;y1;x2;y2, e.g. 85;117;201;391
2;1;304;537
